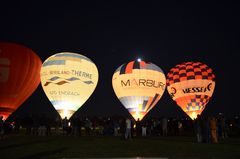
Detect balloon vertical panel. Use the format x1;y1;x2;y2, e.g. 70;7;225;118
112;60;166;121
0;42;42;120
40;53;98;119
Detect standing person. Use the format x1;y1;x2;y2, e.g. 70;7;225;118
119;118;125;139
135;118;141;137
177;120;183;136
0;116;4;140
209;117;218;143
71;116;78;136
25;114;33;135
125;118;131;139
77;117;83;136
141;120;147;137
113;119;119;136
202;116;210;143
131;119;135;138
220;116;228;139
162;117;168;136
55;116;62;135
13;116;20;134
62;117;69;135
194;115;202;143
84;118;92;136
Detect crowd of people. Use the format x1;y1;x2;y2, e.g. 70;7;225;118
193;115;228;143
0;114;240;143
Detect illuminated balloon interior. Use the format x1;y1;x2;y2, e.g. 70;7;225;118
41;52;98;119
167;61;216;120
112;60;166;121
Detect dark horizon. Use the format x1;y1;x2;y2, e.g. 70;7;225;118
1;1;240;119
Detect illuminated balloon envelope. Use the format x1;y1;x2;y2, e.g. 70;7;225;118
0;42;42;120
40;52;98;119
166;61;216;120
112;60;166;121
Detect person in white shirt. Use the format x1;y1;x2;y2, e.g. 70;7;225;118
142;121;147;137
125;118;131;139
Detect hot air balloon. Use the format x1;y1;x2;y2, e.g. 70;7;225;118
112;60;166;121
40;52;98;119
0;42;42;120
166;61;216;120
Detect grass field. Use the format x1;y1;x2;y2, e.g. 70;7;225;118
0;134;240;159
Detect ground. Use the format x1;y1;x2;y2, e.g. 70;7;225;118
0;135;240;159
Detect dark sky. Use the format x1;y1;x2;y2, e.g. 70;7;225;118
1;1;240;119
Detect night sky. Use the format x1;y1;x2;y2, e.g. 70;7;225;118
1;1;239;119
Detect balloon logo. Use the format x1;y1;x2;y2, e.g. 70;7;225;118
112;60;166;121
0;42;42;120
166;61;216;120
40;52;98;119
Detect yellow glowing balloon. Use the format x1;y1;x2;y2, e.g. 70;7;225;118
166;61;216;120
40;52;98;119
112;60;166;121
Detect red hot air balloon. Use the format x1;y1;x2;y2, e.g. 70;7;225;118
0;42;42;120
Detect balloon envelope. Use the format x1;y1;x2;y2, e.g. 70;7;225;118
0;42;42;120
166;61;216;120
112;60;166;121
40;52;98;119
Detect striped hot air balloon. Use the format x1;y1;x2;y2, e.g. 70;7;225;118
40;52;98;119
166;61;216;120
112;60;166;121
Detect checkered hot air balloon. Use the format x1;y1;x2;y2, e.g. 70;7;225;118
112;60;166;121
40;52;98;119
166;61;216;120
